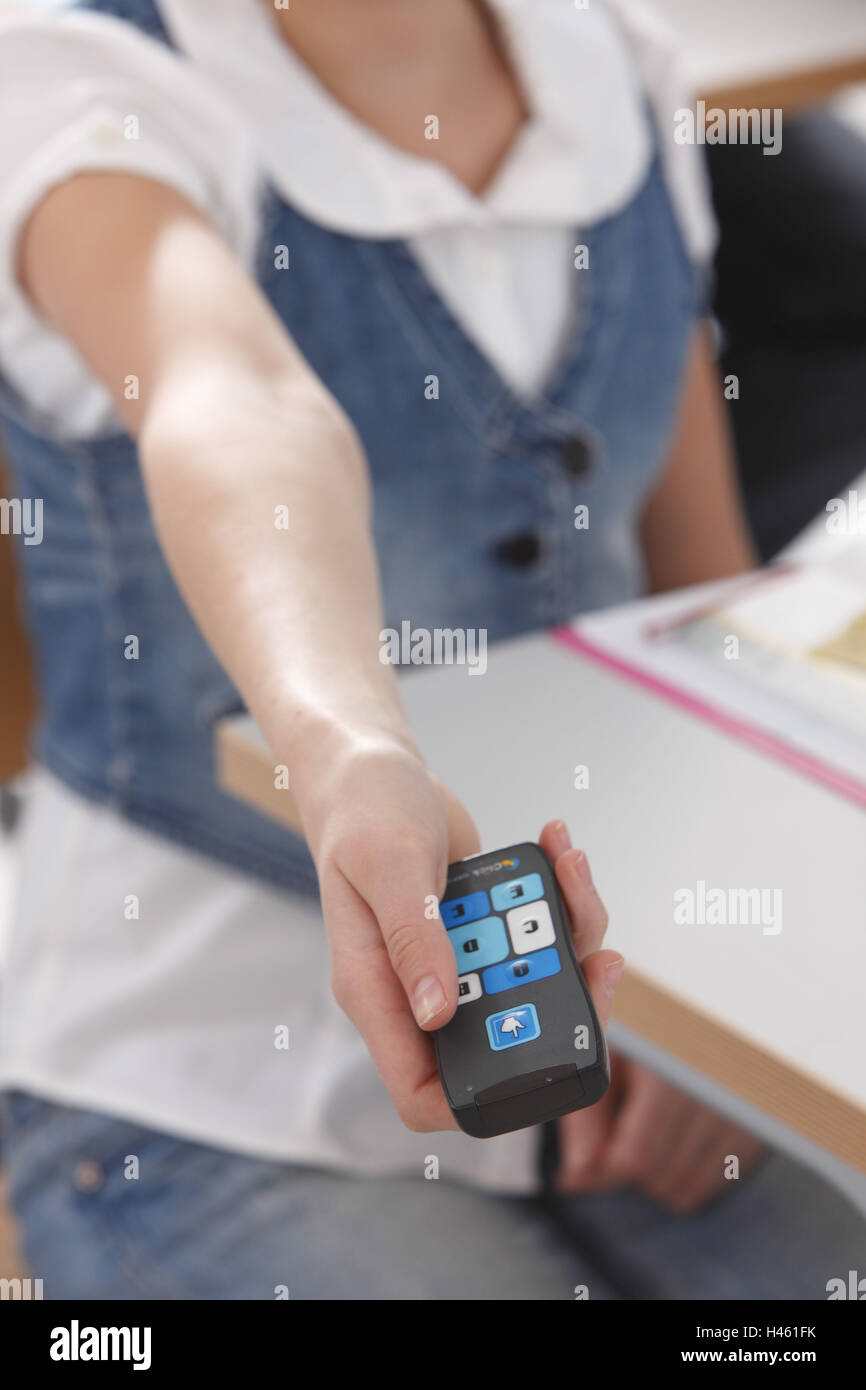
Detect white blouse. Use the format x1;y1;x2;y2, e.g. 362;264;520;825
0;0;714;433
0;0;714;1190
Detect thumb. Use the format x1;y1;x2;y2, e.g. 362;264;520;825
367;847;461;1032
431;776;481;861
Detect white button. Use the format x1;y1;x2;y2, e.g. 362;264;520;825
457;972;482;1004
506;900;556;954
89;120;121;149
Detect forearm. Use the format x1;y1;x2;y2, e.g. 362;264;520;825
19;172;416;788
139;369;416;780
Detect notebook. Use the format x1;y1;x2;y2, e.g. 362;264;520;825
557;540;866;810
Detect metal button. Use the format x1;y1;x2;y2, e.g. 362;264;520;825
492;531;542;568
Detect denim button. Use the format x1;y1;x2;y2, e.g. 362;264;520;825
73;1159;104;1193
560;436;592;476
492;531;542;568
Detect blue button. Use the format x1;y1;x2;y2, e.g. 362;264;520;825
482;946;561;996
490;873;544;913
441;890;490;929
447;918;508;972
486;1003;541;1051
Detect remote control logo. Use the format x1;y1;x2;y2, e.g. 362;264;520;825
447;856;519;887
471;858;519;876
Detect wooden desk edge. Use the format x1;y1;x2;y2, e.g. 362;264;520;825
215;717;866;1174
702;55;866;116
216;717;304;834
615;969;866;1173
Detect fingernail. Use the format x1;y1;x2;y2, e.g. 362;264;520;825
572;850;593;887
549;820;571;856
413;976;447;1026
604;955;625;996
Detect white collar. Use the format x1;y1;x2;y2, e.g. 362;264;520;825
157;0;653;237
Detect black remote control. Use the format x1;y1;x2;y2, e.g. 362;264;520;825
434;841;609;1138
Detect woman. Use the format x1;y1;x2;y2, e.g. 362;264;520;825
0;0;860;1298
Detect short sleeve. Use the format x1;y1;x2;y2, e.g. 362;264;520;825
602;0;718;270
0;6;264;437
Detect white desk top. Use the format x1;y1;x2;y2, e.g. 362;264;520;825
398;630;863;1106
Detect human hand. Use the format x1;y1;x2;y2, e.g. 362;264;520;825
557;1052;766;1211
298;737;622;1134
295;726;479;1131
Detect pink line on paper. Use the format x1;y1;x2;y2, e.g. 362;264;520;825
552;624;866;813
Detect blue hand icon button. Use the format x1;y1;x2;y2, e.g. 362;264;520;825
485;1003;541;1051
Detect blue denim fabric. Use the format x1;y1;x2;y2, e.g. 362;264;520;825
0;0;700;891
3;1091;864;1300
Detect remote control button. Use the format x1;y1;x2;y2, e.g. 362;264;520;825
485;1003;541;1051
490;873;544;913
507;899;556;954
441;890;490;929
457;973;482;1005
447;917;509;972
481;946;561;996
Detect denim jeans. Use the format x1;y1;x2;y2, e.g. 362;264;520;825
2;1091;863;1300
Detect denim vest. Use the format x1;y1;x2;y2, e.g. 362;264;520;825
0;0;700;894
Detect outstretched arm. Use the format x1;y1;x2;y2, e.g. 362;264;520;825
20;171;476;1128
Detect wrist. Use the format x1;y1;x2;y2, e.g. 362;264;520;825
275;699;422;795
